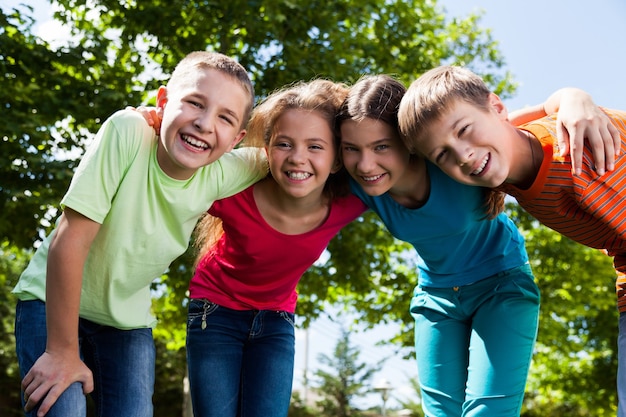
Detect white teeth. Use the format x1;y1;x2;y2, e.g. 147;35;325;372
182;134;209;150
362;174;383;182
287;171;311;180
472;155;489;175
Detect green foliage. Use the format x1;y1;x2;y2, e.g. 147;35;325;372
1;5;146;247
288;391;318;417
153;338;186;417
11;0;604;415
313;329;380;417
0;241;31;415
509;204;619;416
396;377;425;417
48;0;515;99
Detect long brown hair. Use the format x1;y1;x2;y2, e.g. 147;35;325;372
339;73;504;218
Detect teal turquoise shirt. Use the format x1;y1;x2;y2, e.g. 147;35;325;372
350;161;528;288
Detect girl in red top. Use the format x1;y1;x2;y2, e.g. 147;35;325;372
186;79;366;417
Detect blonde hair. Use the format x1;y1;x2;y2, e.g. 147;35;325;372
192;213;225;270
168;51;255;130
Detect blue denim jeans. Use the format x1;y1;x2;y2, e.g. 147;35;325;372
186;299;296;417
15;300;155;417
411;264;540;417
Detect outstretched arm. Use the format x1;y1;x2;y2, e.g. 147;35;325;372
509;88;621;175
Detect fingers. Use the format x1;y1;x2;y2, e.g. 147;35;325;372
556;123;571;157
587;130;610;176
609;121;622;157
22;368;54;414
23;381;48;414
23;378;93;416
560;111;619;176
21;354;94;416
25;383;74;416
135;106;155;127
80;373;94;395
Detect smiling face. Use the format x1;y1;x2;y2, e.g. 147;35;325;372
267;108;338;200
415;94;525;188
340;117;412;196
156;68;249;180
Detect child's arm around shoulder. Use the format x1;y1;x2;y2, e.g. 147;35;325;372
130;105;269;196
22;208;99;414
509;88;621;176
212;146;269;199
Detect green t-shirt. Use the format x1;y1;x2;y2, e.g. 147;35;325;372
13;109;267;329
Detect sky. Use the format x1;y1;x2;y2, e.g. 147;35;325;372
4;0;626;412
442;0;626;112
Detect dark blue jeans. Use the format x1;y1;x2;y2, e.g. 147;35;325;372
15;300;155;417
186;299;296;417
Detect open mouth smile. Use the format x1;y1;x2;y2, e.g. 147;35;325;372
471;154;489;176
182;134;210;150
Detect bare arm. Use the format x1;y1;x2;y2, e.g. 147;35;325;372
22;208;100;416
509;88;621;175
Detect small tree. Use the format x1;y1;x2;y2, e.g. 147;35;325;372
396;377;425;417
288;391;317;417
313;328;381;417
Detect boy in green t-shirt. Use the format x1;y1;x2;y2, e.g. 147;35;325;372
13;51;266;417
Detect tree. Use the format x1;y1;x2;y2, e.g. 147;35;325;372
1;4;145;248
2;0;512;252
313;328;381;417
396;377;425;417
288;391;318;417
0;0;527;414
0;242;30;416
509;204;619;416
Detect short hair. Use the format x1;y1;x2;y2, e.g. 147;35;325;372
168;51;255;129
398;65;491;152
398;66;505;219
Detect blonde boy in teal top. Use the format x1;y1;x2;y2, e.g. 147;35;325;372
13;51;267;417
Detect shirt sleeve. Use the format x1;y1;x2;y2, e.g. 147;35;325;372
61;110;152;223
209;147;268;200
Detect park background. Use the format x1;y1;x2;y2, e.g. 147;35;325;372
1;0;626;416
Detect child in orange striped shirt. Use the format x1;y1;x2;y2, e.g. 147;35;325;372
398;64;626;416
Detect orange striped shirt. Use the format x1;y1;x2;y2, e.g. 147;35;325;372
499;108;626;311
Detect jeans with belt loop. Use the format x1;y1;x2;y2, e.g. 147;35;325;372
411;264;540;417
186;298;296;417
15;299;155;417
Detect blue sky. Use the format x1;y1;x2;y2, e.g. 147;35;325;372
301;1;626;409
4;0;626;411
442;0;626;111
